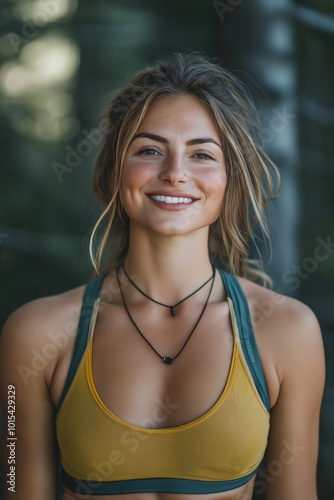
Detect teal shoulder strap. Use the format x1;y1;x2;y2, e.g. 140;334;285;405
55;275;104;413
56;275;104;499
219;269;270;411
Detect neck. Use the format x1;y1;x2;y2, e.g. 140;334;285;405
122;227;214;304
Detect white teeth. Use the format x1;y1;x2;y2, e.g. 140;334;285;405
150;195;193;204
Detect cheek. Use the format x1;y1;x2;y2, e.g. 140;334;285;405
119;170;136;213
206;170;227;202
121;162;153;191
120;165;140;201
207;173;227;219
120;164;151;216
212;167;227;186
121;164;135;190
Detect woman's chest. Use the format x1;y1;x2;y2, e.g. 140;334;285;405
89;300;234;428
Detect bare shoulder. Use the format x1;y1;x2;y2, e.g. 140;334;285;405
237;276;325;384
237;281;326;499
1;284;86;343
0;286;87;498
0;284;86;384
237;275;320;333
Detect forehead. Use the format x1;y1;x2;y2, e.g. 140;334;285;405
136;94;220;139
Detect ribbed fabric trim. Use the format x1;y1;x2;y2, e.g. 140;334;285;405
56;269;269;414
55;275;104;414
219;270;270;411
56;275;104;500
61;469;257;495
56;268;268;498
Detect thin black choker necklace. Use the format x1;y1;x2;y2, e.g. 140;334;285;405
116;267;215;365
121;262;215;317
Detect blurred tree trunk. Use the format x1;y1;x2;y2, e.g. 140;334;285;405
215;2;334;498
215;0;299;297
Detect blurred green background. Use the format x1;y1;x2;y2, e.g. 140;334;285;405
0;0;333;498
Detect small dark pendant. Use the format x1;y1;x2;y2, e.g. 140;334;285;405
163;357;173;365
170;307;175;317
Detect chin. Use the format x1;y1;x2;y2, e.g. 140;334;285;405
147;221;210;238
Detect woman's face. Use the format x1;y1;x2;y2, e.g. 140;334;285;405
121;94;227;239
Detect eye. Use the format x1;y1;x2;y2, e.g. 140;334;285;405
194;152;215;160
137;148;160;156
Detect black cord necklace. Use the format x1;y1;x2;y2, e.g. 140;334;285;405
121;262;215;317
116;266;216;365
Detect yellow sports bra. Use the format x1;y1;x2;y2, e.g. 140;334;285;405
55;269;270;496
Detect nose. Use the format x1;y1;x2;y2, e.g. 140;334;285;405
159;153;188;184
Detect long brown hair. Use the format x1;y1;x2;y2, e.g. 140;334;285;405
90;52;279;285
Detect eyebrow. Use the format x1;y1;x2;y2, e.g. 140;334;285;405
131;132;223;151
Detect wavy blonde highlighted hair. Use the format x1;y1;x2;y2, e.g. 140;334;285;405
90;52;279;285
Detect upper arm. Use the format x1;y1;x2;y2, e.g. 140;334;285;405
0;303;59;500
262;302;325;500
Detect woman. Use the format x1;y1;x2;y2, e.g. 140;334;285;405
0;53;325;500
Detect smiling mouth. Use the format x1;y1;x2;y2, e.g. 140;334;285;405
149;195;195;204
